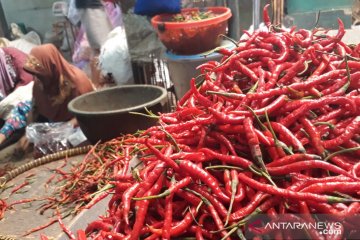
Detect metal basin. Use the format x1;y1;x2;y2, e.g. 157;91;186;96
68;85;168;144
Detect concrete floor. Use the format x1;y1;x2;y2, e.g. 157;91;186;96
0;144;108;239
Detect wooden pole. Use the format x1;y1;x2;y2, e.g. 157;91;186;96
0;1;8;38
272;0;284;26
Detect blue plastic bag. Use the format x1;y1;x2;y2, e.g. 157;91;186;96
134;0;181;16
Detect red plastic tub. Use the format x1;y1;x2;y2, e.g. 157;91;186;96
151;7;232;55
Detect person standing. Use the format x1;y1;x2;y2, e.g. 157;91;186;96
75;0;114;87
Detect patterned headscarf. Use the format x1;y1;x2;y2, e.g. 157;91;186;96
23;44;94;121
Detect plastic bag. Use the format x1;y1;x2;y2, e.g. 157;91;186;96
99;26;134;85
134;0;181;16
26;122;76;158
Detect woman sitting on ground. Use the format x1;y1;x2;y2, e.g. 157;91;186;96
17;43;95;151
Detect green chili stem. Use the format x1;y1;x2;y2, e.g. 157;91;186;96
313;122;335;129
324;147;360;162
205;165;243;171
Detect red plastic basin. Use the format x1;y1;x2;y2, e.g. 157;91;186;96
151;7;232;55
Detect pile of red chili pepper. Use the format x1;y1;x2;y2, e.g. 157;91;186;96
38;142;126;216
64;5;360;239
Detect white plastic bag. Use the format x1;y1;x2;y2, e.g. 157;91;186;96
26;122;76;157
8;31;41;54
99;27;134;85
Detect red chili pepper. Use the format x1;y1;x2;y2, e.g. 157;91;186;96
136;161;166;195
190;78;213;107
129;173;165;240
204;197;230;239
263;4;272;28
315;108;345;122
300;182;360;194
177;160;230;203
249;69;347;100
83;191;109;210
196;61;217;71
191;184;228;219
321;73;351;96
323;116;360;149
336;42;347;56
229;191;269;221
208;107;245;124
268;121;306;153
22;218;58;236
10;180;29;195
112;182;133;194
100;231;126;240
253;128;272;147
264;62;293;90
209;131;237;156
56;209;76;240
7;198;41;208
85;220;113;234
174;151;208;162
264;36;290;63
160;115;178;124
230;170;245;202
234;60;258;83
230;95;288;117
216;47;233;56
121;182;140;225
277;47;313;84
148;207;198;237
319;18;345;46
328;156;353;171
196;213;210;240
311;56;330;77
224;169;232;195
280;96;355;127
164;116;215;133
255;38;273;51
145;141;179;171
239;48;276;60
199;147;253;168
267;160;356;179
76;230;87;240
237;173;349;203
162;189;173;240
267;153;321;167
244;117;267;172
294;29;313;48
244;31;260;48
40;234;50;240
344;139;360;157
133;177;192;201
338;41;353;54
175;189;202;206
